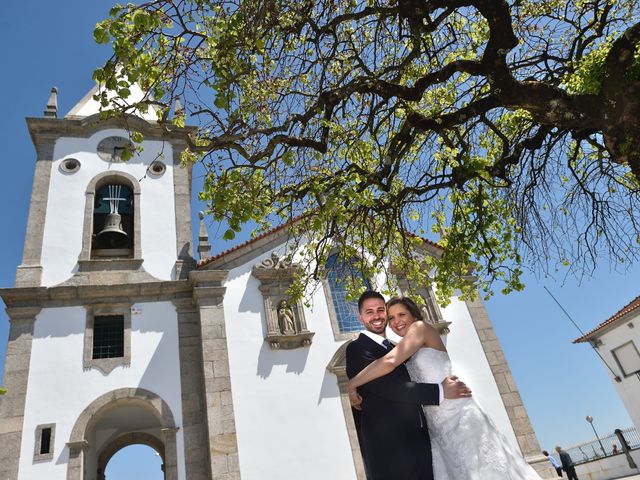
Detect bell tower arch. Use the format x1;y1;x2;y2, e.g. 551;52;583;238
79;170;141;261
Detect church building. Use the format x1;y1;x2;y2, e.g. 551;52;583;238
0;85;555;479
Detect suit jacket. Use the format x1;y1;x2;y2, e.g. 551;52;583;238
558;450;575;470
346;333;440;480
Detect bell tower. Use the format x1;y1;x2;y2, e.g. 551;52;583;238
0;84;204;480
14;85;195;288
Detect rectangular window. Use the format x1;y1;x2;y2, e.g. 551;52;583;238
33;423;55;461
40;428;52;454
612;341;640;377
92;315;125;359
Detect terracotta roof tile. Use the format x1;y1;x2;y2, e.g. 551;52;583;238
196;220;294;269
574;294;640;343
196;217;442;269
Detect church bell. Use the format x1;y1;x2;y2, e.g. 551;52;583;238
96;212;129;248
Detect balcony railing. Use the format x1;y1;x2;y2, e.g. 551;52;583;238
560;426;640;465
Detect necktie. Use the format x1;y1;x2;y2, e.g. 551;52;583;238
382;339;393;350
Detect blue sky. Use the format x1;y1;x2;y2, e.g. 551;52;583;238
1;1;637;474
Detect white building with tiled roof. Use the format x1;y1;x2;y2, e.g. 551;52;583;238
574;296;640;431
0;85;556;479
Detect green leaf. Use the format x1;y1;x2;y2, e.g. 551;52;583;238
93;25;110;44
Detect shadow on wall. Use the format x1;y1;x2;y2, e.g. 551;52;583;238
256;341;310;378
135;302;181;397
317;369;341;404
32;307;85;340
237;268;264;315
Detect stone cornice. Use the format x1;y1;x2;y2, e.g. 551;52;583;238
1;270;233;309
5;306;42;323
66;440;90;451
0;280;194;309
26;115;197;145
188;269;229;286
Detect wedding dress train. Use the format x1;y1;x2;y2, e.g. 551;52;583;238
406;348;541;480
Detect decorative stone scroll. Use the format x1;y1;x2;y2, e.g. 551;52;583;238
252;252;314;349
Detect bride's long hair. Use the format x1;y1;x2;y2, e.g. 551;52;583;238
386;297;425;322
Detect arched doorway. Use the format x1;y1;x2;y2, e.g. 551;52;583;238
66;388;179;480
101;435;164;479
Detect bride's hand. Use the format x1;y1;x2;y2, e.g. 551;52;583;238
349;386;363;410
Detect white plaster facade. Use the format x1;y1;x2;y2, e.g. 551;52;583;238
222;254;358;479
40;129;177;286
18;303;185;480
440;298;520;448
0;85;196;480
220;246;522;479
575;297;640;432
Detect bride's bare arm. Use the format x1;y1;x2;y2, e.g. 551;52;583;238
349;322;440;392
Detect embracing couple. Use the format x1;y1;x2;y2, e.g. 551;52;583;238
346;291;541;480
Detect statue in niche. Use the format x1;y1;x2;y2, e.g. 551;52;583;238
277;300;296;335
419;294;433;324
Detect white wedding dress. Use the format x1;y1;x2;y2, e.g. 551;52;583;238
405;348;541;480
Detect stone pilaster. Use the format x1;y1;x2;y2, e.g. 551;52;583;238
327;343;367;480
465;298;557;478
16;133;56;287
0;306;39;480
66;440;89;480
161;427;180;480
172;142;196;279
190;270;240;480
173;298;211;480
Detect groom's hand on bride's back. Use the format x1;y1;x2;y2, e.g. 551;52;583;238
442;376;472;400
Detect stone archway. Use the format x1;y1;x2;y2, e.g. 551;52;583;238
66;388;179;480
97;432;165;480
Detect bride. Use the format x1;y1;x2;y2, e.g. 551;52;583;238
348;296;541;480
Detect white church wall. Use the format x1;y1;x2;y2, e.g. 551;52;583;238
39;128;178;286
441;298;520;449
18;302;185;480
223;250;358;480
222;242;522;478
597;316;640;431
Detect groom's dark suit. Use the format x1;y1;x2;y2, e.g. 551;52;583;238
346;333;440;480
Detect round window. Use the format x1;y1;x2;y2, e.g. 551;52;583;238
60;158;81;173
148;160;166;176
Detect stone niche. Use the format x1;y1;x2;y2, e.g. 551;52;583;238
252;252;314;349
389;265;451;335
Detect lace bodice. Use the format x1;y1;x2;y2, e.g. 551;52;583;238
406;347;451;384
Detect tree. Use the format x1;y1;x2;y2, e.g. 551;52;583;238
94;0;640;302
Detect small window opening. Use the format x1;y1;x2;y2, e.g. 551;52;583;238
40;428;52;455
93;315;125;359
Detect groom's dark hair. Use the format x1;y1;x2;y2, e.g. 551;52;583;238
357;291;385;311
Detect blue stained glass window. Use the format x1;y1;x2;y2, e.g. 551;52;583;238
326;254;371;333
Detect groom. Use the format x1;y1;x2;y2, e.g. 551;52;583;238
346;291;471;480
